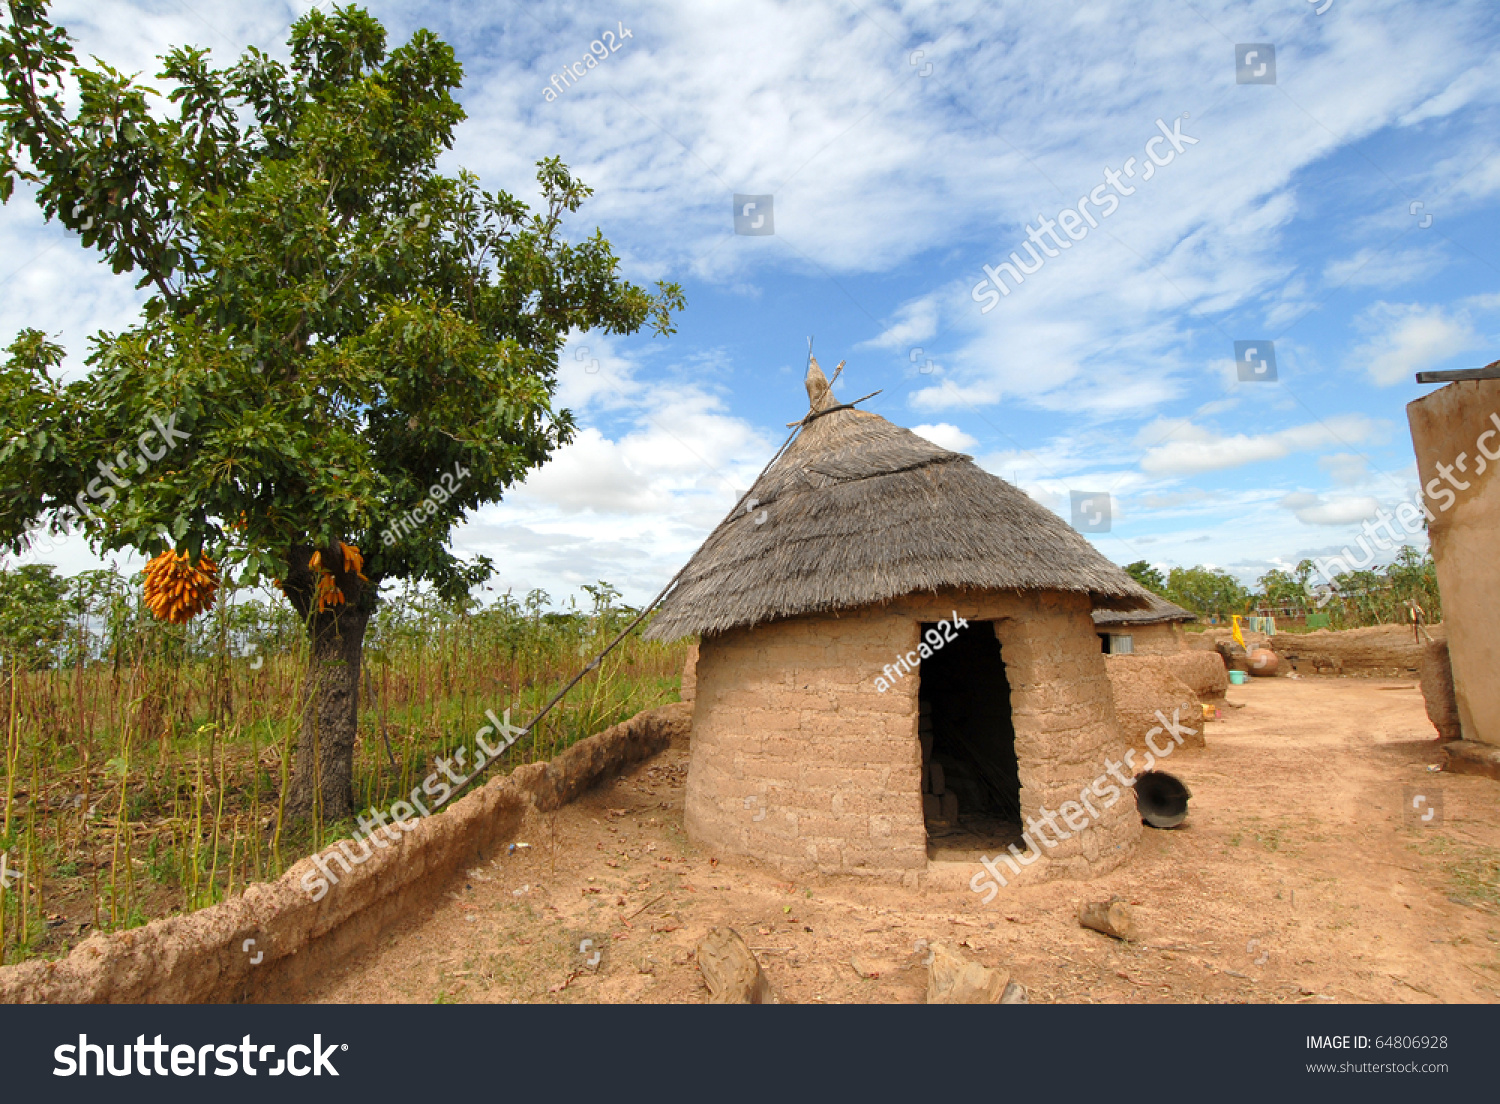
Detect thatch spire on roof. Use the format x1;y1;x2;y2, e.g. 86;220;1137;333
645;359;1154;640
805;356;838;412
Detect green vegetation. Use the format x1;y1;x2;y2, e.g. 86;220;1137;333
1122;547;1441;629
1412;835;1500;916
0;562;687;964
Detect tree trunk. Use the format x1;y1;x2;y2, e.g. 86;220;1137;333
285;600;370;823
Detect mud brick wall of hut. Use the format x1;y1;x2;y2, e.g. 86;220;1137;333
685;588;1141;882
1116;621;1187;655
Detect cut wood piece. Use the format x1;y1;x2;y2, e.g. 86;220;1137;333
926;941;1009;1004
929;761;946;796
922;793;941;821
920;733;934;762
696;927;778;1004
1078;896;1138;942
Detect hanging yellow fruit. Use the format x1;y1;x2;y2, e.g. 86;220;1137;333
285;542;369;613
339;541;368;582
144;550;220;624
313;570;344;611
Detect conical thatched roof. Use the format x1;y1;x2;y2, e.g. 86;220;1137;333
644;359;1154;640
1092;592;1197;627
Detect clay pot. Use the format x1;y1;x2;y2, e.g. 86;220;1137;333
1247;648;1279;677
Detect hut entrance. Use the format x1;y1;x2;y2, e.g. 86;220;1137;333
918;620;1023;859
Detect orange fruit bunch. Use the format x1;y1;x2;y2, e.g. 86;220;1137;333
143;550;220;624
306;541;368;613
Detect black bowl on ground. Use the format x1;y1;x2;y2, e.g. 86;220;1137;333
1134;770;1191;829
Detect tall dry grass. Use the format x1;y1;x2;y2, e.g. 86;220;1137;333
0;568;688;964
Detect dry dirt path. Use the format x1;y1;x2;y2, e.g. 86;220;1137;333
310;677;1500;1004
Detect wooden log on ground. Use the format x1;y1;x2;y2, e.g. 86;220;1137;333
1078;896;1138;942
696;927;778;1004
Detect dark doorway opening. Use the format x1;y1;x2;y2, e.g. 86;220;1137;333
918;620;1023;860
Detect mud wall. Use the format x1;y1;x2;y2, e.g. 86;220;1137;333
1103;621;1185;655
1409;380;1500;746
1188;623;1444;678
685;588;1139;884
681;642;700;703
1161;650;1229;702
0;703;691;1005
1105;655;1206;750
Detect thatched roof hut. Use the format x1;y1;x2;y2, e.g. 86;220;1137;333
653;361;1150;888
1093;593;1197;655
647;359;1151;640
1092;592;1196;627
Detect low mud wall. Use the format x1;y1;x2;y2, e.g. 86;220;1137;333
1159;651;1229;702
1105;655;1207;750
1188;623;1444;677
0;702;691;1005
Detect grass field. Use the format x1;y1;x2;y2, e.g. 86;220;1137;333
0;569;688;964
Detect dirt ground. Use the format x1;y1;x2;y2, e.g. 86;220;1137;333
311;676;1500;1005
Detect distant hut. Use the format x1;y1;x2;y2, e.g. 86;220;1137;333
1093;593;1197;655
646;360;1155;885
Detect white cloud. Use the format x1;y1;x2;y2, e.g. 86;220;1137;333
910;423;977;451
1318;452;1370;486
1322;246;1447;291
1349;302;1482;386
860;294;939;351
1278;492;1381;526
6;0;1500;605
1138;415;1385;476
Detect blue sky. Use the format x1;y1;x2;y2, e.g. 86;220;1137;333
3;0;1497;607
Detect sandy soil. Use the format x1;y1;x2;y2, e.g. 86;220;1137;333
311;676;1500;1004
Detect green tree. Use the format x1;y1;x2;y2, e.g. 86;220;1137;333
0;3;683;819
1255;567;1307;614
1122;560;1167;595
0;562;67;668
1164;565;1251;621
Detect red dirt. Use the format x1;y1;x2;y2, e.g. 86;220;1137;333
310;676;1500;1004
